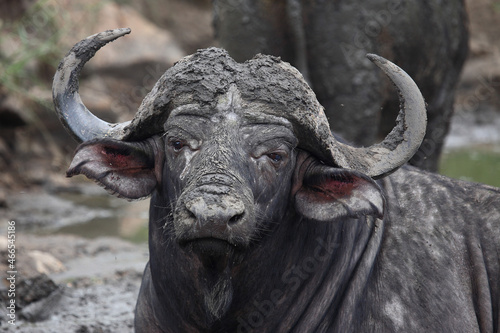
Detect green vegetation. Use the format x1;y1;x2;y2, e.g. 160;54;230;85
0;0;64;106
124;225;149;244
439;145;500;187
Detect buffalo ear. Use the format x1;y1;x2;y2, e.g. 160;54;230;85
294;161;384;222
66;138;161;200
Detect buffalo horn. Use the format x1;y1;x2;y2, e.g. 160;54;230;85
330;54;427;179
52;28;131;142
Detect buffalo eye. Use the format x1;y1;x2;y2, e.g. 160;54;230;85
170;139;185;152
267;153;283;163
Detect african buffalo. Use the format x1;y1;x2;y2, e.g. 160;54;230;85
213;0;469;172
53;29;499;332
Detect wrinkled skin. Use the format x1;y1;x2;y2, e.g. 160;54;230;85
146;91;302;329
69;83;386;331
213;0;469;171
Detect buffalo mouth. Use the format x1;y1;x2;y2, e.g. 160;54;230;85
180;238;243;271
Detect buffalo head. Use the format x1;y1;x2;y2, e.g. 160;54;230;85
53;29;426;327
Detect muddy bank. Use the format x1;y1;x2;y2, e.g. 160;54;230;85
0;180;149;332
0;231;148;332
0;182;149;241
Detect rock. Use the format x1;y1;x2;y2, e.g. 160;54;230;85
16;274;59;307
0;191;6;208
0;275;62;323
27;250;66;275
19;287;64;323
466;0;500;59
48;0;186;119
128;0;214;54
88;2;184;71
51;0;184;72
0;95;28;129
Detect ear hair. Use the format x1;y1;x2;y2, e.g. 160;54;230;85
67;137;162;200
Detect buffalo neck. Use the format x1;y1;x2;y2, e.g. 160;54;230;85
145;193;384;332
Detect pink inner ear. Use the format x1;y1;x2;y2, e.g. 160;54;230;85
310;178;358;199
101;147;129;166
100;146;145;172
294;164;384;221
67;139;159;200
302;181;358;206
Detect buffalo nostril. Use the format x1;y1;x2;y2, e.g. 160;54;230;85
188;209;197;221
229;212;245;225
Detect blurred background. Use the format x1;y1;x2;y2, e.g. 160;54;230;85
0;0;499;261
0;0;499;330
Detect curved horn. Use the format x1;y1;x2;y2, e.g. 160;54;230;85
52;28;131;142
331;54;427;179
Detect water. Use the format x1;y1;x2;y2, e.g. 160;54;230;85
439;144;500;187
441;111;500;186
51;192;149;243
2;186;150;243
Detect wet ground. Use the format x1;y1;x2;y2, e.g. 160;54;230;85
0;183;149;332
